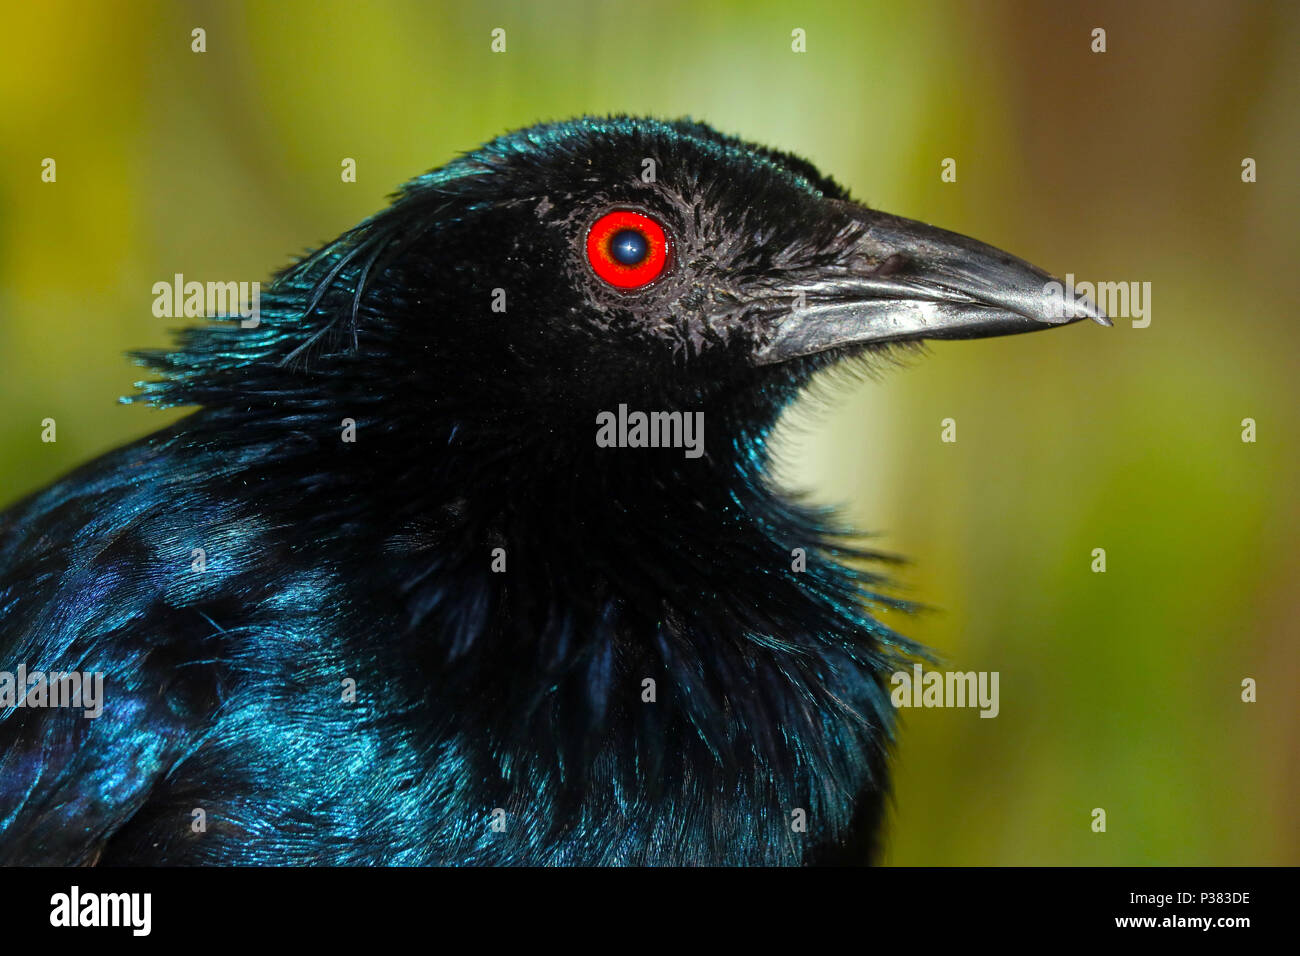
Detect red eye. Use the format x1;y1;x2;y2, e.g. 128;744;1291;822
585;210;669;289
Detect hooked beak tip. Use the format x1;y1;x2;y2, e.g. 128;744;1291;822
1053;287;1112;327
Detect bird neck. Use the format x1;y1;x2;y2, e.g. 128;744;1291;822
325;389;913;824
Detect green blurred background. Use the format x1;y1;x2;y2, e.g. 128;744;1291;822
1;0;1295;864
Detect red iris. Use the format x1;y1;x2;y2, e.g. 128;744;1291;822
585;210;669;289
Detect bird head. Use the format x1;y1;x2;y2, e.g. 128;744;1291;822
140;116;1106;457
435;117;1109;401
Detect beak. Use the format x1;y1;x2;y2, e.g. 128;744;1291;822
755;207;1110;365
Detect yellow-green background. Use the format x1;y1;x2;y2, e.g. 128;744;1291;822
1;0;1295;864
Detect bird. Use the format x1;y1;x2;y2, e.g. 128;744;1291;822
0;116;1106;865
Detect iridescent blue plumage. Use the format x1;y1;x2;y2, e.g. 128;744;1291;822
0;117;948;864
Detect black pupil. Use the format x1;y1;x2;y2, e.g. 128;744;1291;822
609;228;649;266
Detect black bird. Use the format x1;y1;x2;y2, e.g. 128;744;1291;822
0;117;1104;865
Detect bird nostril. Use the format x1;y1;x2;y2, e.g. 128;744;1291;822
873;252;908;277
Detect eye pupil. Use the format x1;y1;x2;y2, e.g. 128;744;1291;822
609;229;649;265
